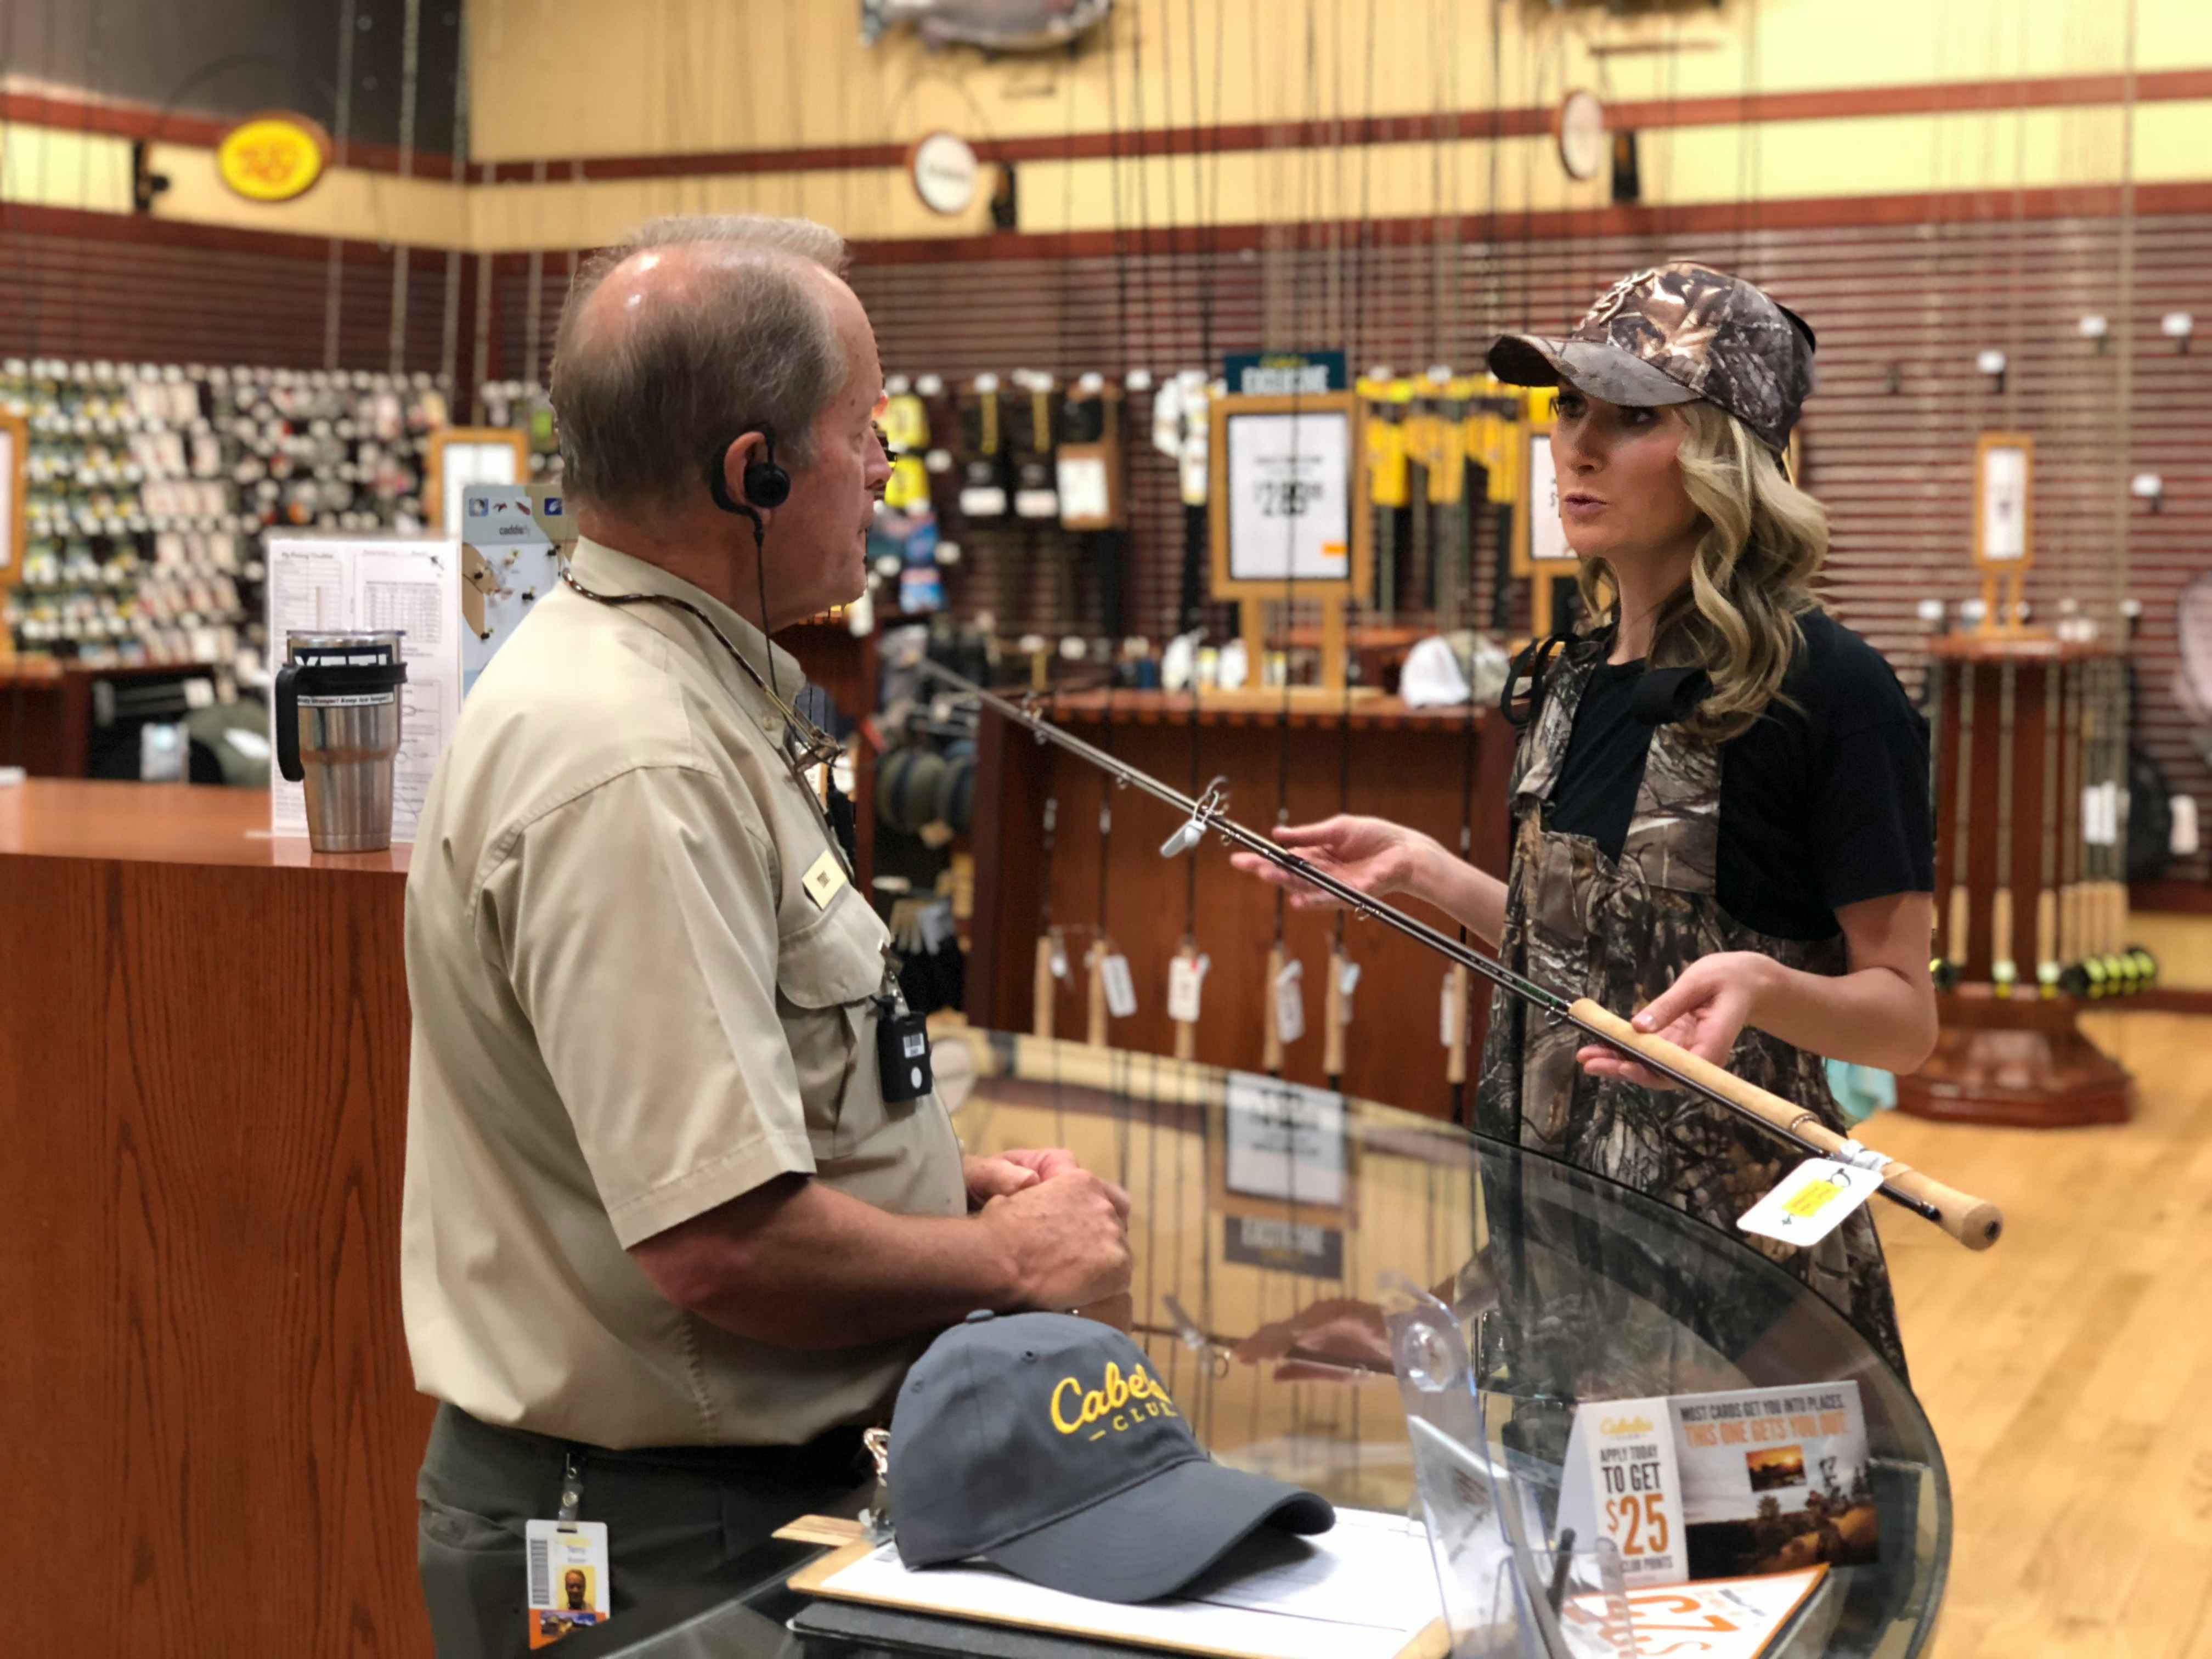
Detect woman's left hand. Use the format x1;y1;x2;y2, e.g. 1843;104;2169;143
1577;951;1774;1089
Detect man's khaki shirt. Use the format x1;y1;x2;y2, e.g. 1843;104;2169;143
402;535;964;1449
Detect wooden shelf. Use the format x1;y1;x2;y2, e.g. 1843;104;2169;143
2131;879;2212;915
1028;687;1496;732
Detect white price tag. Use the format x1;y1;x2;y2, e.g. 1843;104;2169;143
1056;454;1110;521
1013;487;1060;519
1167;952;1210;1023
1737;1157;1882;1248
1101;952;1137;1019
1273;960;1307;1045
1440;976;1461;1046
958;486;1007;517
1337;961;1362;1002
2084;781;2121;847
918;899;956;952
1049;940;1070;981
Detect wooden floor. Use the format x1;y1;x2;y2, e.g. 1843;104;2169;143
1877;1012;2212;1659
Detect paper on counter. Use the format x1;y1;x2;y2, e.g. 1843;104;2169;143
1564;1565;1829;1659
266;535;464;844
815;1506;1441;1659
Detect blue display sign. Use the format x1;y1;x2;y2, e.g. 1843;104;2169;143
1222;349;1348;396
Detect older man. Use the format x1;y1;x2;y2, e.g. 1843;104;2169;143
401;215;1131;1654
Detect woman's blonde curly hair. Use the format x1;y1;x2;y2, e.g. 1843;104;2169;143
1573;402;1825;742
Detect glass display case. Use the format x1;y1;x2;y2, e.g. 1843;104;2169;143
581;1029;1948;1658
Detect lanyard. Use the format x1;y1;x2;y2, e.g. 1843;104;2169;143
560;571;859;894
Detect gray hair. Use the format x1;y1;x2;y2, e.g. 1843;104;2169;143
550;215;851;511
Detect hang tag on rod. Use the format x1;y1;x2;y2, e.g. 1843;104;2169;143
1439;977;1461;1047
1101;952;1137;1019
1167;952;1210;1023
1737;1158;1880;1248
1274;960;1306;1046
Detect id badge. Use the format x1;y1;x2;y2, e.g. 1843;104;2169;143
524;1519;610;1648
877;1000;934;1103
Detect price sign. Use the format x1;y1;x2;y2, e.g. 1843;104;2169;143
1207;392;1371;602
1975;434;2033;566
1222;1070;1345;1207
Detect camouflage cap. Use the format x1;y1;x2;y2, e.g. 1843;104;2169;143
1487;262;1818;454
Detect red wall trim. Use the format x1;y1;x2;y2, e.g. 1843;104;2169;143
16;179;2212;273
472;66;2212;186
835;180;2212;268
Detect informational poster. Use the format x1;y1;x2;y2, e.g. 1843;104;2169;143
460;484;563;698
1979;441;2029;562
1559;1382;1873;1587
1223;410;1352;583
438;436;522;534
1222;1070;1346;1207
1527;430;1576;563
266;535;463;843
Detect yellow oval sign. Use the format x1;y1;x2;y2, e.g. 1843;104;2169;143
216;114;331;204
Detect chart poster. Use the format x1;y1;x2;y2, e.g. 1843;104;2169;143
266;535;463;843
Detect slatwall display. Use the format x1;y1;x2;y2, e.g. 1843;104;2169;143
493;211;2212;879
0;223;471;374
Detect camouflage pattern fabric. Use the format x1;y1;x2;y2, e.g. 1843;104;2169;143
1474;636;1910;1385
1492;262;1816;455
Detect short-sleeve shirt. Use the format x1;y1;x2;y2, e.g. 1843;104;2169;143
1543;608;1934;940
401;535;966;1450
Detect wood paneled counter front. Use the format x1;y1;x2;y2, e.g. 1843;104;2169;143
0;782;428;1657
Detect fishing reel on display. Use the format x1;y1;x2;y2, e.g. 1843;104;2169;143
876;733;978;842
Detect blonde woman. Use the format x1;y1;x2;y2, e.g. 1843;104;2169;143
1232;265;1933;1375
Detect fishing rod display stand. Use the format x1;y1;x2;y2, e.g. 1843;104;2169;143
1904;629;2134;1127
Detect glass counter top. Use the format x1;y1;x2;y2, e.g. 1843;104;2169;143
587;1029;1950;1658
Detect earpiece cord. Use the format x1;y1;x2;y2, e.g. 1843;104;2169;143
558;569;838;776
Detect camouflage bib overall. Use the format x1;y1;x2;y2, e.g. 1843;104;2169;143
1474;636;1908;1382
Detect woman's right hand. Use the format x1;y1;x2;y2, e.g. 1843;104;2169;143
1227;815;1438;911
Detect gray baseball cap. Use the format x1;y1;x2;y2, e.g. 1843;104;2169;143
888;1311;1334;1602
1487;262;1818;454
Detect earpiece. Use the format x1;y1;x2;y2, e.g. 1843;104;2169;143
704;428;791;527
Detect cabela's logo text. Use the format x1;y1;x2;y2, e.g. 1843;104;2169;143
1051;1361;1180;1438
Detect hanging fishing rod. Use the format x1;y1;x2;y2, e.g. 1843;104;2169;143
922;660;2004;1251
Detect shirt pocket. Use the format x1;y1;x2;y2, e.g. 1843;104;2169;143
774;891;889;1157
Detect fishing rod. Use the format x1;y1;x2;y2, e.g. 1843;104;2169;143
922;660;2004;1251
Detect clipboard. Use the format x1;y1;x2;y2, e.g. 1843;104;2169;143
787;1530;1449;1659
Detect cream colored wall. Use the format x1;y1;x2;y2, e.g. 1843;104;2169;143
465;0;2204;163
0;121;134;213
9;0;2210;253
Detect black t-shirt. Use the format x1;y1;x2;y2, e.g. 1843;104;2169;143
1544;610;1934;941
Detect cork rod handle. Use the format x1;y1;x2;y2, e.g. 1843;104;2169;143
1568;999;2002;1250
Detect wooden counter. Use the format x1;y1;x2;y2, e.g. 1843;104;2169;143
966;690;1515;1118
0;781;426;1656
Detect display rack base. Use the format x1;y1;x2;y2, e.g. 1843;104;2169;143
1896;985;2131;1127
